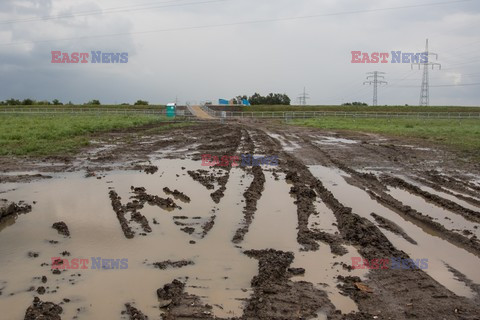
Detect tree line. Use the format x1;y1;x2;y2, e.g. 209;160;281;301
0;99;150;106
232;93;291;105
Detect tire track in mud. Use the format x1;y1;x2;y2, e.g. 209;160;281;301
250;128;349;255
412;175;480;208
423;170;480;198
300;139;480;257
252;127;480;319
380;175;480;223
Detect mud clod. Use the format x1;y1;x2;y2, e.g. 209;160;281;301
52;222;70;237
0;200;32;221
24;297;63;320
163;187;191;203
144;166;158;175
124;303;148;320
153;260;194;270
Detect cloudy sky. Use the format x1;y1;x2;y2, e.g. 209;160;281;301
0;0;479;106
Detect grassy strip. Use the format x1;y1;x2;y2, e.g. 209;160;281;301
241;105;480;113
291;118;480;156
0;105;166;110
0;115;184;156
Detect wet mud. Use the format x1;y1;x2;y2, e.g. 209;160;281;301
1;120;480;319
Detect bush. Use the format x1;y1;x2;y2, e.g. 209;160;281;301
134;100;149;106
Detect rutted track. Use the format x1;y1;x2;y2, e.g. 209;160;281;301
1;120;480;319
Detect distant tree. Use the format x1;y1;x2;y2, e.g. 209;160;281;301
52;99;63;105
342;102;368;106
241;93;290;106
6;99;21;105
85;100;101;105
134;100;149;106
121;103;130;106
66;101;74;105
22;99;34;105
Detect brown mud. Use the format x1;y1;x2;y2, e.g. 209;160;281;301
1;120;480;319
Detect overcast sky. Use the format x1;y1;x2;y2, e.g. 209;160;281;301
0;0;479;106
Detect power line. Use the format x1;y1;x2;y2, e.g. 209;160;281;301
0;0;473;47
391;82;480;87
364;71;387;106
297;87;310;106
0;0;230;25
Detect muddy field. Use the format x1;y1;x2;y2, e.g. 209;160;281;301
1;120;480;320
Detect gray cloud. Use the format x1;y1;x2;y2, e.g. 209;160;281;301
0;0;479;105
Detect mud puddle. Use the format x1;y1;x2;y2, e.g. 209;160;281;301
308;165;480;299
0;159;260;319
241;173;364;314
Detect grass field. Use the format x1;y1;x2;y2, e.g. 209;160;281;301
292;117;480;156
0;115;183;156
0;104;165;110
241;105;480;113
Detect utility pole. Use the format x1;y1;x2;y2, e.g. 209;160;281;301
364;71;387;106
297;87;310;106
412;39;441;106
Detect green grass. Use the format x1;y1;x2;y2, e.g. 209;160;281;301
292;118;480;156
242;105;480;113
0;115;181;156
0;104;166;110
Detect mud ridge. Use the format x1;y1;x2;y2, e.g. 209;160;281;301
371;212;417;245
153;260;194;270
242;249;336;319
232;166;265;244
109;190;135;239
413;176;480;208
157;279;214;319
187;170;215;190
163;187;191;203
131;187;182;211
424;170;480;197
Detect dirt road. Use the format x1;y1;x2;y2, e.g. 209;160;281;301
188;105;215;119
1;121;479;319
